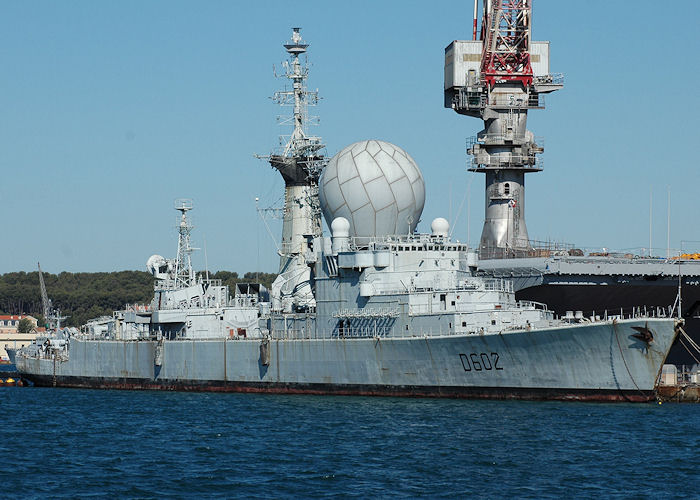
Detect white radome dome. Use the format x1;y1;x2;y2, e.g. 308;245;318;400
330;217;351;237
431;217;449;237
319;140;425;238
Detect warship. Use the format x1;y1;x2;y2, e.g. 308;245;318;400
15;27;683;401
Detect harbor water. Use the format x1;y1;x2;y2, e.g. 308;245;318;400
1;388;698;498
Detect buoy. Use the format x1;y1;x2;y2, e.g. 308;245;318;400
6;378;14;384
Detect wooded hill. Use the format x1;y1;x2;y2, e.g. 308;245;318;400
0;271;277;328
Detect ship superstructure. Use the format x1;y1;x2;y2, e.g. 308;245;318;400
258;28;326;313
444;0;562;258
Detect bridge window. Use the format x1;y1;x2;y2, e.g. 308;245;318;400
504;183;510;195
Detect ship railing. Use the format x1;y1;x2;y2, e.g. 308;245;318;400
478;239;576;260
480;278;514;293
466;135;545;149
269;327;317;340
332;326;393;339
454;88;547;110
332;308;400;319
407;303;527;316
268;326;477;340
559;305;672;323
201;278;223;286
456;278;512;293
364;278;511;298
125;304;151;313
468;154;542;169
346;235;469;253
534;73;565;85
515;300;549;311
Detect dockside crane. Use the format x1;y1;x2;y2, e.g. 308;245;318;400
444;0;563;258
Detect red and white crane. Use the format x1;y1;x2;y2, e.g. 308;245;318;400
445;0;562;258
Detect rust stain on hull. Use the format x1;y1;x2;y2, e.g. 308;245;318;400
25;375;655;402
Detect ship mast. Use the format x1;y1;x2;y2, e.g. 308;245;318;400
256;27;326;313
260;27;326;273
173;199;196;288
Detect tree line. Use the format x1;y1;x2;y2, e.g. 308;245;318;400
0;270;277;328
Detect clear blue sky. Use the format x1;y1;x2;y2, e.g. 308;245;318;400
2;1;698;274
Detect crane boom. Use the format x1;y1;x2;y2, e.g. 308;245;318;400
38;262;52;328
480;0;533;88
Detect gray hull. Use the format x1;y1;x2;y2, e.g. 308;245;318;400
17;318;678;402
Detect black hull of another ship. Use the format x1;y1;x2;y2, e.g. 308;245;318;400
516;282;699;366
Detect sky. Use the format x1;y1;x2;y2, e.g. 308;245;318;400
1;0;698;275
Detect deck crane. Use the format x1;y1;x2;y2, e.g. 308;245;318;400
37;262;65;329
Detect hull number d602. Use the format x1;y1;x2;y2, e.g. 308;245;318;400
459;352;503;372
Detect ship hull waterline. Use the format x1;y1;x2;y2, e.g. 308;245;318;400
26;376;657;402
17;318;678;403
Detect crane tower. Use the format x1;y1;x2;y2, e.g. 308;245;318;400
444;0;562;258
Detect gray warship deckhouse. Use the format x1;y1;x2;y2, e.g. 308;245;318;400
16;24;683;401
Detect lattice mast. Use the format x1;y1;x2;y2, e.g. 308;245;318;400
37;262;65;329
173;199;196;288
262;28;326;273
37;262;52;328
445;0;562;258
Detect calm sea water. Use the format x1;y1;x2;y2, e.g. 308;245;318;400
1;388;698;499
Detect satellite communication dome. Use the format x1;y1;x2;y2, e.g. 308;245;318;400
330;217;351;238
319;140;425;238
431;217;449;237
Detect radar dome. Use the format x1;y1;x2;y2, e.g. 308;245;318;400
319;140;425;238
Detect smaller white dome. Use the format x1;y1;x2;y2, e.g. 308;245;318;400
331;217;351;238
431;218;449;237
146;255;167;276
